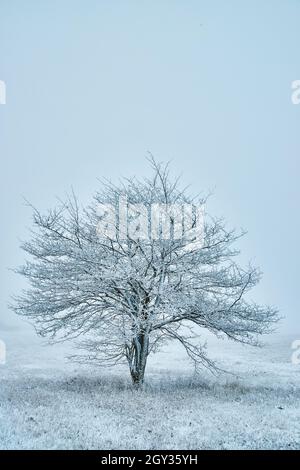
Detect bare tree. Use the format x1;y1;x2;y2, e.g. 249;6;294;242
12;158;278;387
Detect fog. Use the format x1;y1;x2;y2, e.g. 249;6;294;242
0;0;299;333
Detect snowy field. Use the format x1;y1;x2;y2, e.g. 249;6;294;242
0;321;299;450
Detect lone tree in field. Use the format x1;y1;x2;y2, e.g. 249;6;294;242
12;159;278;386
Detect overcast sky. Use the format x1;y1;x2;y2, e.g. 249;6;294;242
0;0;299;332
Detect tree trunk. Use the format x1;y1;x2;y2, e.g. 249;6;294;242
128;331;149;388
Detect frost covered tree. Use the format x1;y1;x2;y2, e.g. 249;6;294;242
12;158;278;387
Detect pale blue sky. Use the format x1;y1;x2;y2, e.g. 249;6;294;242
0;0;299;332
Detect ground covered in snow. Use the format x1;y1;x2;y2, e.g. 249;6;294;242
0;321;299;449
